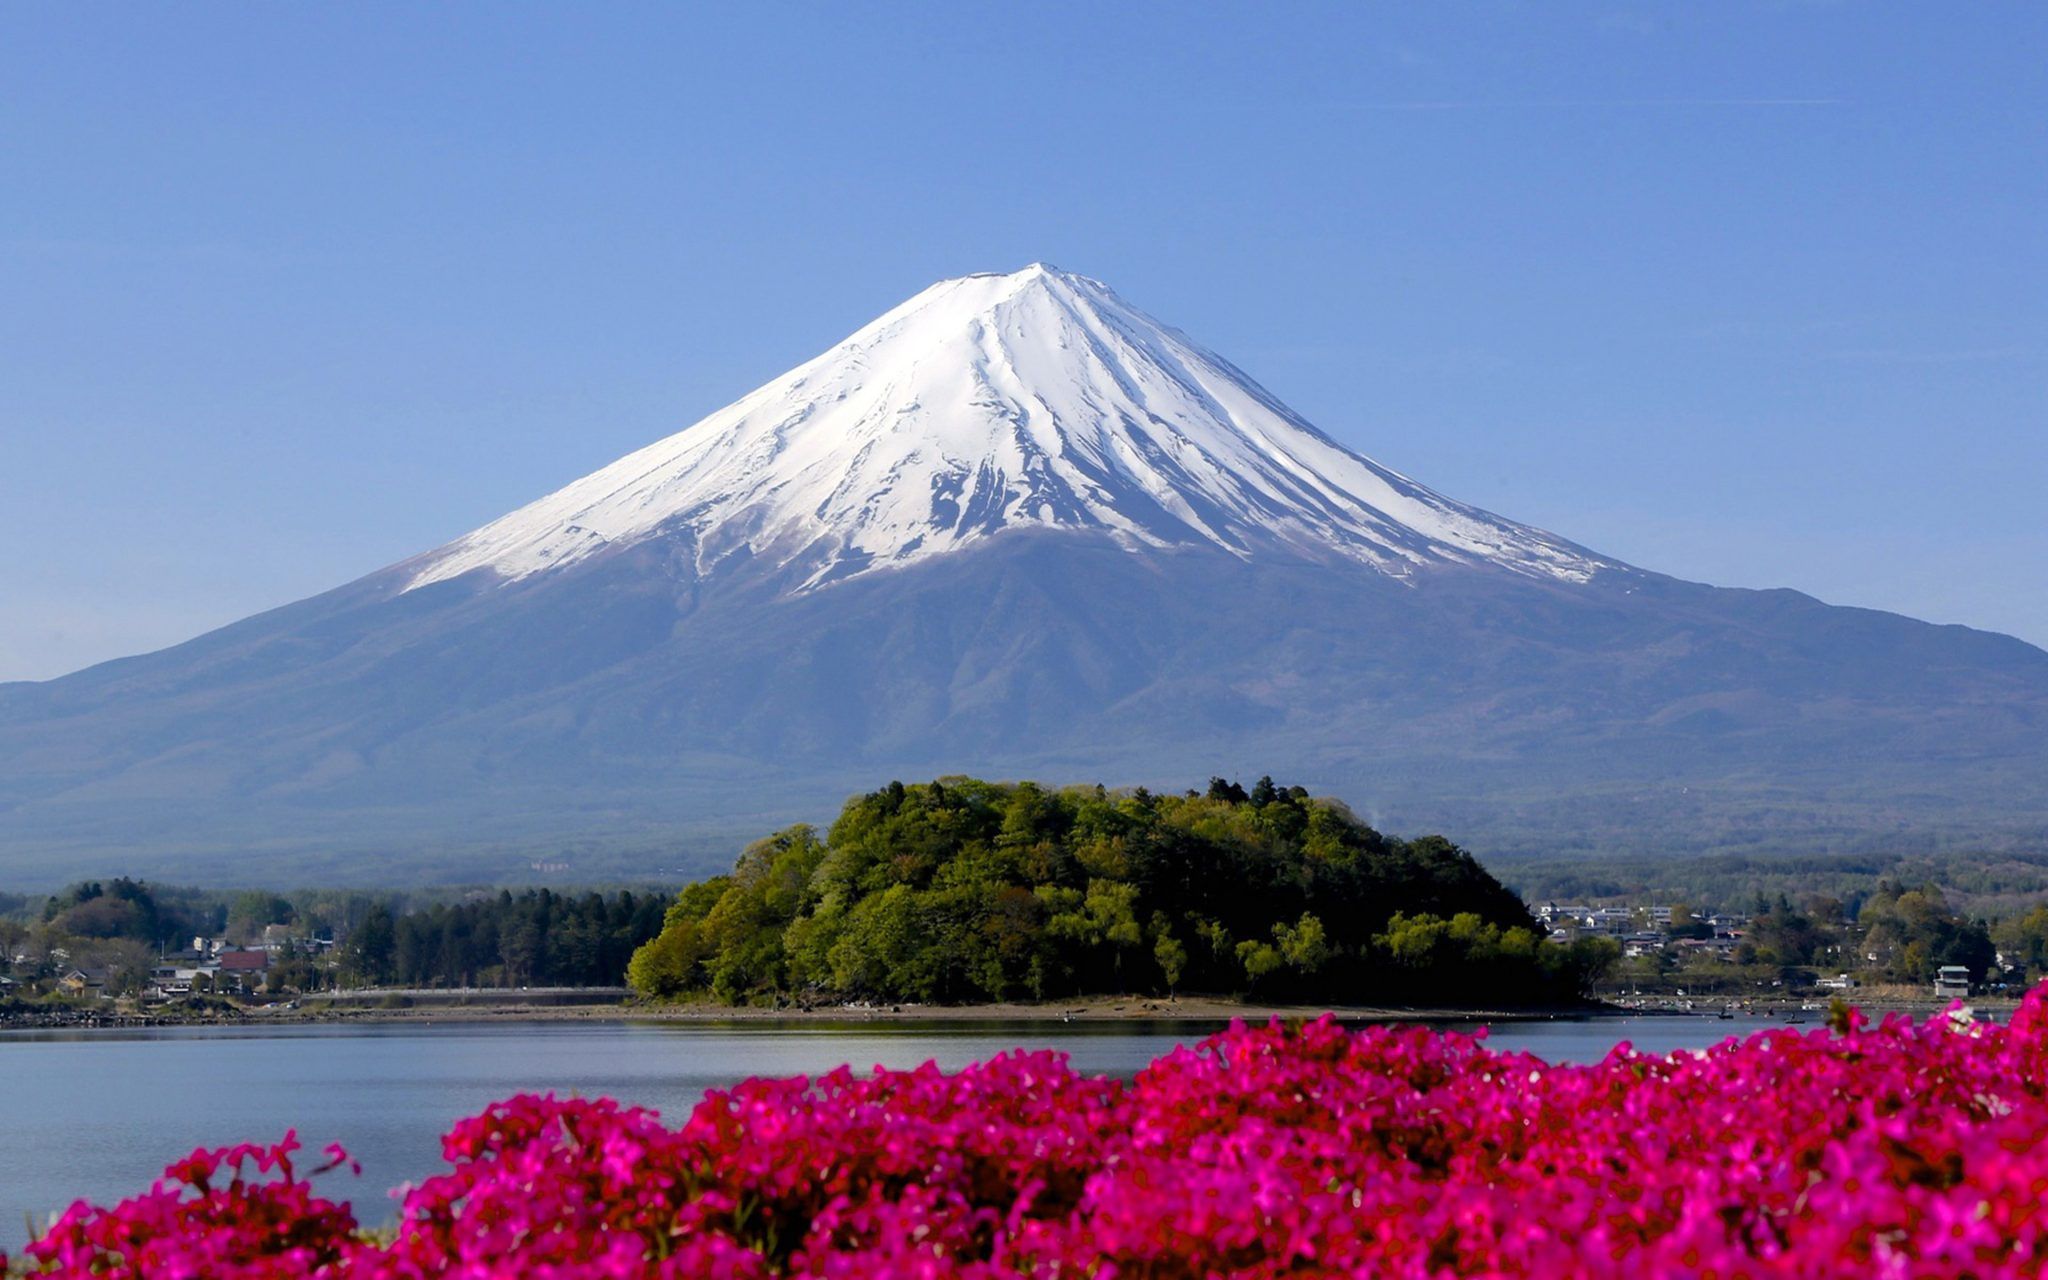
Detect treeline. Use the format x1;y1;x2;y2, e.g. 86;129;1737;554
1704;886;1995;978
1861;883;1998;980
341;890;669;988
2;879;671;997
629;776;1617;1007
29;878;235;949
1500;850;2048;926
1605;884;2005;996
7;878;535;953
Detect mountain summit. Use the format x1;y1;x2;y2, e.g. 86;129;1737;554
2;267;2045;886
407;265;1606;594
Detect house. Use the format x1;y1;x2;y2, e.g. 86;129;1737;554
147;964;209;999
58;967;111;998
1934;965;1972;998
1622;932;1666;959
1581;908;1636;936
217;949;271;987
1672;937;1740;960
1816;973;1858;991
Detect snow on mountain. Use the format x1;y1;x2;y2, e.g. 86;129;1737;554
405;264;1611;595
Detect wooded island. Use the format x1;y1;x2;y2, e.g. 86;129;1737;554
628;776;1617;1007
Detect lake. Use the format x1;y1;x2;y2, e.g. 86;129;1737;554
0;1013;1788;1251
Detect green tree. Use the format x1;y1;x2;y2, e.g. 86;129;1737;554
1275;912;1331;974
627;917;708;998
227;891;295;943
342;904;397;986
1151;914;1188;995
1996;905;2048;980
1234;938;1284;984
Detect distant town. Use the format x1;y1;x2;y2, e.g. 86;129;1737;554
1533;891;2010;1006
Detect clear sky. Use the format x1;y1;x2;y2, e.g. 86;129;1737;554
3;3;2044;681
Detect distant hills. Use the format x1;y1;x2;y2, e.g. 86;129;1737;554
3;265;2044;887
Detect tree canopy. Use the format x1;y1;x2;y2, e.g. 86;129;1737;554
628;776;1614;1007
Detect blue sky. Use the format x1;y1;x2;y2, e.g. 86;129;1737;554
2;3;2044;680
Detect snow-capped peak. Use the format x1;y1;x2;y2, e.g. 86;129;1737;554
404;264;1610;593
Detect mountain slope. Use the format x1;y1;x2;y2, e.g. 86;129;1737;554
2;266;2045;887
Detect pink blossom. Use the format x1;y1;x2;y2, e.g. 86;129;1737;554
20;992;2048;1276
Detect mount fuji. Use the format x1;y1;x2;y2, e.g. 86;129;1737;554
403;264;1607;595
3;265;2045;886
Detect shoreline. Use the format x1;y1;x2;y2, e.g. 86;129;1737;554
6;988;2012;1034
3;992;1613;1032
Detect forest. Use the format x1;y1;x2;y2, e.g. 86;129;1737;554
341;890;670;988
627;776;1617;1007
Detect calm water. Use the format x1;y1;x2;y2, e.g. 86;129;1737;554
0;1014;1785;1250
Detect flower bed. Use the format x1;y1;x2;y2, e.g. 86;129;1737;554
14;993;2048;1277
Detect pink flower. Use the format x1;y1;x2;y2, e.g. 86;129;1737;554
30;985;2048;1276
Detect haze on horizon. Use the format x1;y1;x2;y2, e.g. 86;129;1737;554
3;3;2045;682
